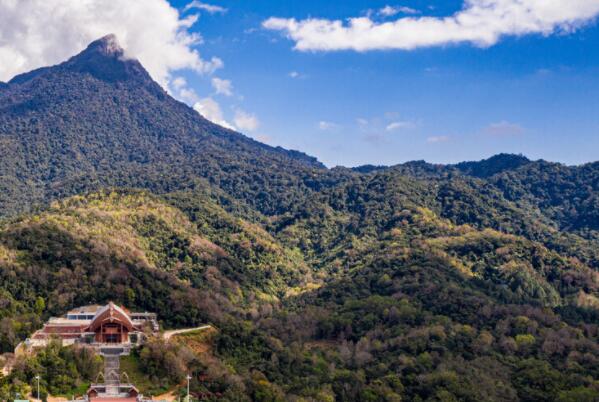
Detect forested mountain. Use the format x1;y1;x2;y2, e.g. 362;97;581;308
1;37;599;401
0;35;323;218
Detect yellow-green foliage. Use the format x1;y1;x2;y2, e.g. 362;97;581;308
0;244;14;264
426;228;519;249
234;219;311;279
15;191;195;270
515;334;536;348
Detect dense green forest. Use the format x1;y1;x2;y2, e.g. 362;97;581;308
1;36;599;401
1;187;598;401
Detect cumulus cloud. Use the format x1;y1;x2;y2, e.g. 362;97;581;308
0;0;222;87
192;99;261;133
211;77;233;96
184;1;227;14
171;77;188;91
193;98;234;129
171;76;201;104
234;110;260;132
263;0;599;51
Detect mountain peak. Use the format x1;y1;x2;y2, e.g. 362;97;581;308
83;34;125;58
455;153;531;177
8;34;148;85
62;34;152;83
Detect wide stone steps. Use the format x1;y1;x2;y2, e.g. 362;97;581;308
104;355;121;388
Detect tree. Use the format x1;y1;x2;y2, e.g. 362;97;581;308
513;359;564;402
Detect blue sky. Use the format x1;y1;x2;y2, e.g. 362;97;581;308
161;0;599;167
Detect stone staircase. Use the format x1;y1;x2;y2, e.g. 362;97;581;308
104;355;121;395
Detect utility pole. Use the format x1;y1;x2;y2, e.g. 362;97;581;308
35;375;40;402
186;374;192;402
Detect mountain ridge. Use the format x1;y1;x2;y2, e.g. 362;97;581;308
0;35;325;217
353;153;534;177
8;34;152;85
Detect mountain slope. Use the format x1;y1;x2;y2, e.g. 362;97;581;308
0;35;324;218
1;189;598;401
0;189;315;352
362;156;599;248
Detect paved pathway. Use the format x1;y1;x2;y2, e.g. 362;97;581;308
104;355;121;385
162;325;212;341
154;391;177;402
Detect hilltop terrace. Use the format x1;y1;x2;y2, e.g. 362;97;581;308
26;302;159;351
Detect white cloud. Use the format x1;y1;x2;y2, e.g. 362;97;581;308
234;110;260;132
288;71;308;79
263;0;599;51
193;98;234;129
0;0;223;87
211;77;233;96
179;87;201;104
318;121;340;131
379;5;419;17
427;135;450;143
361;116;416;143
192;99;260;133
171;76;201;104
171;76;188;90
485;121;525;136
184;1;227;14
356;118;369;128
386;120;416;131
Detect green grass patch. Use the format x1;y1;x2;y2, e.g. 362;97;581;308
119;354;172;396
173;328;214;339
54;381;91;399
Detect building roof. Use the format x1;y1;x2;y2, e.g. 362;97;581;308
89;302;135;332
47;318;92;325
67;305;103;314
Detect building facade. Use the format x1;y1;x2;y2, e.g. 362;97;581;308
28;302;159;348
